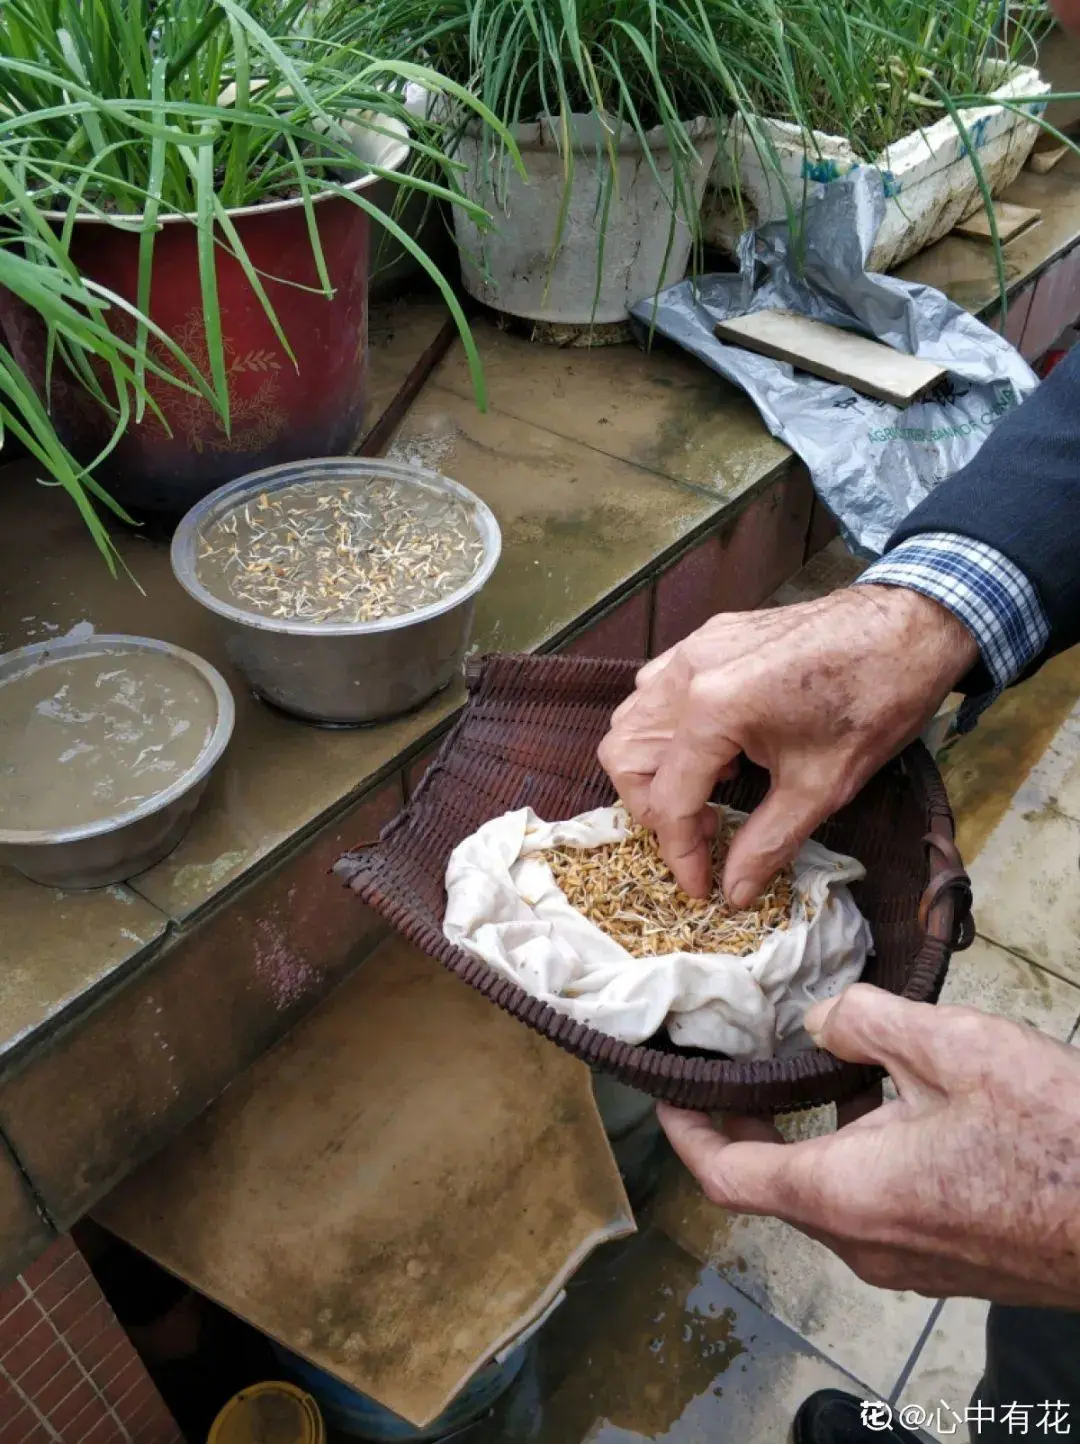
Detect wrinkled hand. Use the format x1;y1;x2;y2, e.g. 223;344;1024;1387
659;984;1080;1306
598;586;978;901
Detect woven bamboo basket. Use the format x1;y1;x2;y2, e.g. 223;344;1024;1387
335;652;974;1114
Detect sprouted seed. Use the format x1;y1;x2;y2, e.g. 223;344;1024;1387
543;817;798;958
196;477;485;624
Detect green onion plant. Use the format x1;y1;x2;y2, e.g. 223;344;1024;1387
0;0;518;567
340;0;1064;321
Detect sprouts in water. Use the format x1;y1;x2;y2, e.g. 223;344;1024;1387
197;476;485;624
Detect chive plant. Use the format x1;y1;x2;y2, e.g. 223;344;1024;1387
329;0;770;284
0;0;514;566
718;0;1053;159
342;0;1061;331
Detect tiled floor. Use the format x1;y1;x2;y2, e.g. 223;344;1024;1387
464;548;1080;1443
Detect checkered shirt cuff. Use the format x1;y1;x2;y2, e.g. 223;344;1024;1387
855;532;1049;725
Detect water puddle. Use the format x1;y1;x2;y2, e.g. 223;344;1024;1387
467;1220;825;1444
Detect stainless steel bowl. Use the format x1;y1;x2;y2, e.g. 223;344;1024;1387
0;635;234;889
170;458;502;726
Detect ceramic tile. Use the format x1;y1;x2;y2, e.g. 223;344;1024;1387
805;494;840;559
938;935;1080;1041
363;293;452;435
388;383;723;659
470;1227;876;1444
899;1297;988;1439
434;320;793;499
651;534;728;655
0;777;402;1229
969;803;1080;986
95;936;633;1431
894;151;1080;319
0;1134;54;1286
650;469;814;654
766;538;866;607
0;463;462;925
560;588;651;662
1012;700;1080;828
1019;244;1080;361
939;646;1080;867
997;284;1035;351
653;1151;935;1396
0;870;167;1073
963;700;1080;984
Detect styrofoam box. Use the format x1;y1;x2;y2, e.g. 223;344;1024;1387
703;65;1050;272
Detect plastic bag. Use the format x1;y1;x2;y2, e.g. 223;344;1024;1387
630;169;1037;556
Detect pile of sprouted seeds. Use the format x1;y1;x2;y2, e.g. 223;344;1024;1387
544;815;798;958
197;476;485;624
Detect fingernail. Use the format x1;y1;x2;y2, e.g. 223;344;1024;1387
804;995;841;1045
728;879;756;909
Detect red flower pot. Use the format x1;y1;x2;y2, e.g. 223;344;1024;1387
0;179;383;527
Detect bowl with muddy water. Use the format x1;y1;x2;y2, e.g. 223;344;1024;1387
0;635;234;889
170;458;501;726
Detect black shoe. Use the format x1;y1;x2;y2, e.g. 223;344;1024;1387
794;1389;927;1444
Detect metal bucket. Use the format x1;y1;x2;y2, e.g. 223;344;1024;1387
0;634;234;889
592;1072;662;1202
170;458;501;727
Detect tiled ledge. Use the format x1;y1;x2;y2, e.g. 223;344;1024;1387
3;150;1080;1280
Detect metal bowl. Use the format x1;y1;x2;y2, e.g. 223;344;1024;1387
0;635;234;890
170;458;502;726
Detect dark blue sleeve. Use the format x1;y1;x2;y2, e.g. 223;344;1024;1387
888;344;1080;669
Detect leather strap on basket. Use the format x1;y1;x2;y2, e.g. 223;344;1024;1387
919;831;975;951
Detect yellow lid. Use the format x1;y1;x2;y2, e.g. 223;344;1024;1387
207;1382;326;1444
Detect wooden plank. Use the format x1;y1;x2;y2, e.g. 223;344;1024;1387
712;310;947;407
1028;131;1071;175
954;201;1042;244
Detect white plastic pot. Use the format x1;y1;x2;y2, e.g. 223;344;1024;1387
703;65;1049;272
452;113;717;324
216;79;441;294
365;84;455;294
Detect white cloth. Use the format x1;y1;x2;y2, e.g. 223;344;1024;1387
443;805;872;1060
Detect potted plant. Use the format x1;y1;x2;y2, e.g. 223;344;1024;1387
340;0;740;330
700;0;1053;271
0;0;511;553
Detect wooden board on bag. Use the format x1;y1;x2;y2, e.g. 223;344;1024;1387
1028;131;1070;174
954;201;1042;244
712;309;947;407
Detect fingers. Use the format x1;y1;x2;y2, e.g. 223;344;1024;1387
652;805;718;899
600;655;689;816
649;693;742;896
804;985;945;1094
657;1103;799;1217
721;781;831;908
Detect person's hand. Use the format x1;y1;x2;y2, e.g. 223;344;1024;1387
658;984;1080;1307
597;585;978;901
